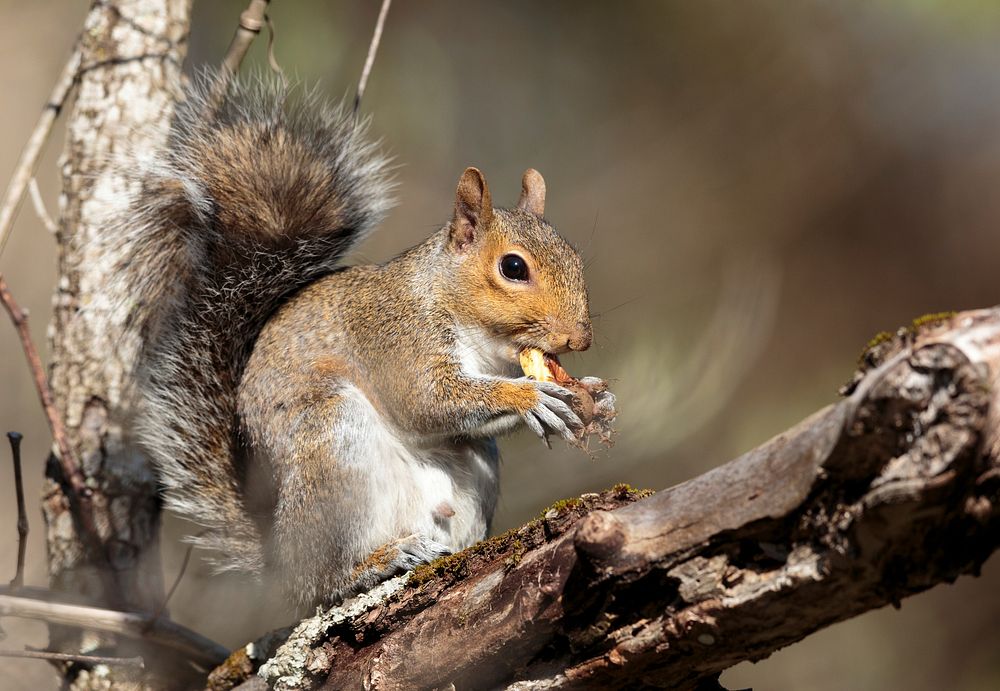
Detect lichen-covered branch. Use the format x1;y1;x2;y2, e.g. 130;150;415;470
211;308;999;691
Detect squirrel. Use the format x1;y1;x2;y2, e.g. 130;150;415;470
114;73;594;609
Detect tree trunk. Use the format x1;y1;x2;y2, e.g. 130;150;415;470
211;309;999;691
45;0;191;687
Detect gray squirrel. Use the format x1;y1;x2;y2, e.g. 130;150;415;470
115;73;596;608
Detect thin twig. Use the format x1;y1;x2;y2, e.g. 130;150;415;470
0;48;80;258
7;432;27;589
263;12;286;84
27;178;58;234
354;0;392;115
0;274;98;545
211;0;271;108
0;648;144;669
144;542;194;631
0;275;85;498
0;593;229;669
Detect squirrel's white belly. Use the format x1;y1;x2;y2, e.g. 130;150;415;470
338;384;499;551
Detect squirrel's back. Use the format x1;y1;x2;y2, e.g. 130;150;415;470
116;72;393;571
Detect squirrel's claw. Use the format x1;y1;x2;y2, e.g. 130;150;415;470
522;379;583;446
522;410;551;447
391;533;453;572
533;380;577;402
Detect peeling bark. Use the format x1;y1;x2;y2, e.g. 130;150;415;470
211;309;999;691
46;0;191;687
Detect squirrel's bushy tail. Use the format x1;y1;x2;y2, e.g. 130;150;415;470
116;72;393;572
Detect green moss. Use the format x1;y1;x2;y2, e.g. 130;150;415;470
536;485;653;520
408;522;539;587
610;482;654;499
504;539;527;569
409;554;462;587
856;311;958;369
864;330;893;352
856;330;894;367
540;497;582;517
909;311;957;331
407;484;653;589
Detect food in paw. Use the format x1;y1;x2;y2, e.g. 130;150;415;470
519;347;617;449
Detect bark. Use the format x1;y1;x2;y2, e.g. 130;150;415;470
212;309;999;691
45;0;191;687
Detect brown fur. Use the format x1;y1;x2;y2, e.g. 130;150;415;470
119;72;591;608
237;169;592;606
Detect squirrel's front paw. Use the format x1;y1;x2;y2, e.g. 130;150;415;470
521;379;584;447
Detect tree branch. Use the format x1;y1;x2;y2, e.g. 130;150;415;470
219;0;270;75
0;592;228;670
214;308;999;691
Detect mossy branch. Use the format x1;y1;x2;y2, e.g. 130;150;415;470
208;308;1000;691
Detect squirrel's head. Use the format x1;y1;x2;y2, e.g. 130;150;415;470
444;167;592;356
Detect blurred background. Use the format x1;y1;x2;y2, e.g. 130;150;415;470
2;1;999;688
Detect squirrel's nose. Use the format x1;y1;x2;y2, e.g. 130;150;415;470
567;321;592;352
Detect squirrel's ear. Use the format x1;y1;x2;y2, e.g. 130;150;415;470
451;167;493;251
517;168;546;216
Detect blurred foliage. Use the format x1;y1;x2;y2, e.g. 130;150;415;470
0;1;997;688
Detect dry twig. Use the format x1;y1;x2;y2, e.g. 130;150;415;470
214;0;271;101
0;648;144;669
0;274;100;550
0;593;228;669
143;542;195;631
0;48;80;258
0;276;84;497
6;432;27;589
262;12;285;81
220;0;270;74
354;0;392;114
27;178;58;234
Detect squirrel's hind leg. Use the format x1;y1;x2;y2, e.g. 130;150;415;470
258;382;461;608
345;533;453;597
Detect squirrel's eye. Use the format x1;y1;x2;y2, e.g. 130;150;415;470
499;253;529;282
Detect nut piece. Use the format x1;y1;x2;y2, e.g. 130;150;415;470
518;347;618;451
519;348;554;382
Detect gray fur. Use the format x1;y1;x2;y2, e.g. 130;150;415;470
113;71;393;573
